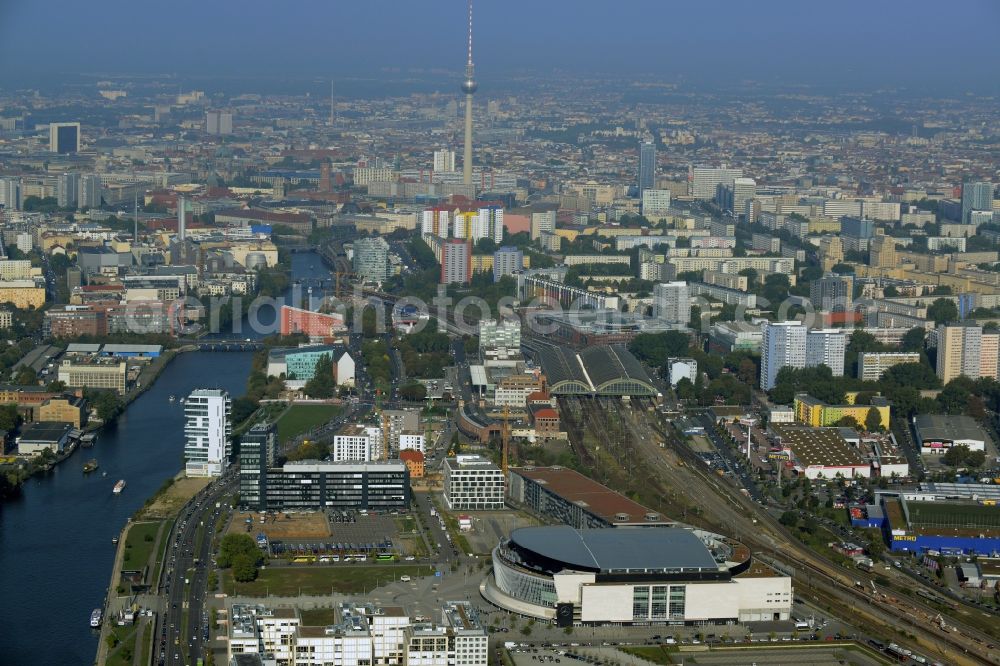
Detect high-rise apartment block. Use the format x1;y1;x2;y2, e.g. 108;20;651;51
441;238;471;284
761;322;848;389
492;246;523;281
936;324;998;383
206;111;233;135
810;273;853;312
805;329;847;377
760;321;807;390
529;208;556;240
332;425;383;462
184;389;233;477
56;173;80;209
433;149;456;173
478;318;521;356
869;233;897;269
690;166;743;200
962;181;994;224
641;189;671;218
857;352;922;382
0;177;22;211
79;175;101;209
653;281;690;325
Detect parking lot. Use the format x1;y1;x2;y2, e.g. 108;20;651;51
267;510;405;560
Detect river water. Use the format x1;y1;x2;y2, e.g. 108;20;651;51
0;251;328;664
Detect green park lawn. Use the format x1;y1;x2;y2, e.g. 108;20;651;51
121;521;162;572
276;404;343;443
223;564;434;597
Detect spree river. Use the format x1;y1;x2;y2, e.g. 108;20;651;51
0;252;329;664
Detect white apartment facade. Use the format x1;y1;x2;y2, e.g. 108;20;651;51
760;321;807;390
398;432;426;454
805;329;847;377
333;425;383;462
184;389;233;477
653;281;690;325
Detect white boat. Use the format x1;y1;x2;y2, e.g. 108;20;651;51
90;608;102;627
113;479;126;494
168;395;175;402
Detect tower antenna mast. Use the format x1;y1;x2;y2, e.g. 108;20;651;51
460;0;478;186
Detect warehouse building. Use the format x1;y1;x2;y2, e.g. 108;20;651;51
507;466;668;528
771;424;871;480
913;414;989;456
482;525;791;626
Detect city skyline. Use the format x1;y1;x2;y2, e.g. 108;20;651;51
2;2;1000;665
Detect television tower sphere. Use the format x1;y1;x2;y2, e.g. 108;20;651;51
461;77;478;95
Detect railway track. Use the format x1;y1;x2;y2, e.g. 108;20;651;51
679;433;999;664
577;396;999;665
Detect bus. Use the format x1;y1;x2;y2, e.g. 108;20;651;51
376;552;394;561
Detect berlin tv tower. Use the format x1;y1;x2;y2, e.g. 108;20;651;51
460;0;477;186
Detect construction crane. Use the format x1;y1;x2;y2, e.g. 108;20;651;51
501;405;511;474
381;408;390;461
334;270;356;299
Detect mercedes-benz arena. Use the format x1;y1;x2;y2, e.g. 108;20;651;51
481;525;791;626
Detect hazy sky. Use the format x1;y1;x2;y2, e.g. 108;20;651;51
1;0;999;93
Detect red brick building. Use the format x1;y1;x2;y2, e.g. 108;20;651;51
530;407;561;440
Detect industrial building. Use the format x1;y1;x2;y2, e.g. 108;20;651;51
482;525;791;626
16;421;74;456
507;466;667;528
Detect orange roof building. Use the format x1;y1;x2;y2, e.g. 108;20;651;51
399;449;425;478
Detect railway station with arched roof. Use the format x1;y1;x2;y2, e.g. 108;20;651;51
536;343;658;397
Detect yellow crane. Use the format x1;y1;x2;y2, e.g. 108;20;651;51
501;405;511;474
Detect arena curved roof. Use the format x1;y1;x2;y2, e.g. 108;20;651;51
537;344;657;396
509;525;719;573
